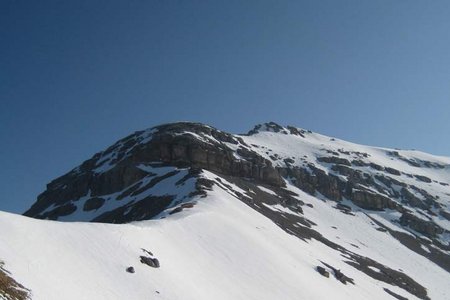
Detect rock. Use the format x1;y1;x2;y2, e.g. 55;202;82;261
369;163;384;171
40;203;77;220
92;195;175;223
400;188;428;210
334;269;354;285
24;122;285;220
351;159;367;167
351;190;397;211
283;158;295;165
375;175;406;188
169;207;183;215
320;262;354;285
383;288;408;300
414;175;432;183
140;256;160;268
399;212;444;238
317;156;351;166
247;122;288;135
0;261;31;300
286;126;305;137
335;203;353;215
385;167;401;176
126;266;135;273
316;266;329;278
331;164;354;176
83;197;105;211
439;210;450;221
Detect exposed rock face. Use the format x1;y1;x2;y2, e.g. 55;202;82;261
351;190;398;211
0;261;30;300
24;122;283;222
440;209;450;221
317;156;351;166
83;197;105;212
279;166;343;201
399;213;445;237
147;123;283;186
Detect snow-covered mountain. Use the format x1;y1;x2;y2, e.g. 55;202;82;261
2;122;450;300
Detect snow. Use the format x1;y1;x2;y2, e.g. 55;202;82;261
257;185;278;196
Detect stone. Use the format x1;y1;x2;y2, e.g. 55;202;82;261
351;190;397;211
316;266;329;278
414;175;432;183
399;212;444;238
439;210;450;221
83;197;105;211
369;163;384;171
385;167;401;176
140;256;160;268
317;156;351;166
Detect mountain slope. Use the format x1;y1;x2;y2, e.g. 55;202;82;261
2;174;450;299
2;121;449;299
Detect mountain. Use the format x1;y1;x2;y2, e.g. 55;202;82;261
1;121;450;300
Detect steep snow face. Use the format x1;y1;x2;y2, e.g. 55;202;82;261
2;174;449;300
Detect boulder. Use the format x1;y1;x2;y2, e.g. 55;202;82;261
316;266;329;278
140;256;160;268
385;167;401;176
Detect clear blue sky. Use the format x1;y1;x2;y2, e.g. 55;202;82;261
1;0;449;213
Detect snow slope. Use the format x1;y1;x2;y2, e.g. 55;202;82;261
1;172;450;299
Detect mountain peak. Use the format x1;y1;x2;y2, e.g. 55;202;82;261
247;122;311;137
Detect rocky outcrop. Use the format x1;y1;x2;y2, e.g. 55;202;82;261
414;175;432;183
140;256;160;268
317;156;351;166
399;212;445;238
0;261;30;300
400;188;428;210
83;197;105;211
351;190;398;211
24;123;284;220
143;125;284;187
440;209;450;221
279;166;343;201
385;167;401;176
316;266;329;277
92;195;174;224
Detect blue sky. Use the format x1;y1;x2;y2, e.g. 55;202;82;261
1;0;449;213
